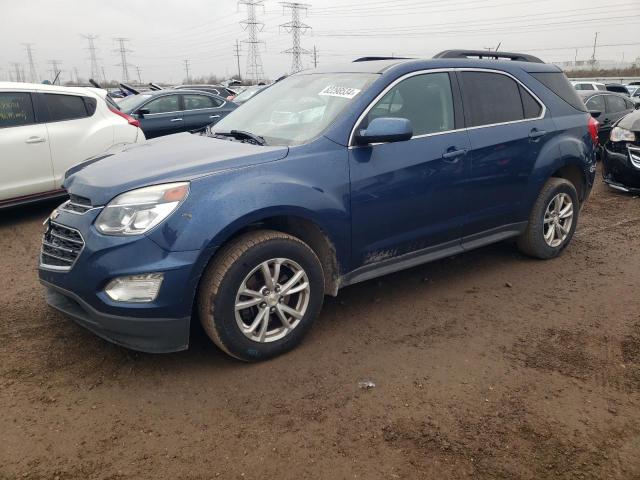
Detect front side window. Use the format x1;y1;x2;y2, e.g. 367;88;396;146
144;95;180;114
0;92;35;128
605;95;628;113
460;71;525;127
212;73;378;146
585;95;605;112
183;94;221;110
44;94;88;122
363;72;455;136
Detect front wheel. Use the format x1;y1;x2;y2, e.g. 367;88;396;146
517;177;579;259
197;230;325;361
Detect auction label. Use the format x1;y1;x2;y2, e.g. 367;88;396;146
319;86;361;99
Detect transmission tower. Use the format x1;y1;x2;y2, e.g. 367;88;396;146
48;60;62;84
239;0;265;84
83;34;101;81
134;65;142;84
10;63;23;82
280;2;311;74
114;37;132;83
233;39;242;80
73;67;80;85
22;43;39;83
312;45;318;68
183;59;191;82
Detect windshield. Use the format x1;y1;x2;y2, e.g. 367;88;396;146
213;73;378;146
117;94;152;112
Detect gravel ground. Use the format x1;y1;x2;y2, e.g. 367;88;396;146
1;173;639;480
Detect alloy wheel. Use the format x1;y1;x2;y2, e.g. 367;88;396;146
543;192;574;248
234;258;310;343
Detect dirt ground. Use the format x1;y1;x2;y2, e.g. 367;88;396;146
1;173;639;480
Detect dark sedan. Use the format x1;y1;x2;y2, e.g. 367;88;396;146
602;109;640;193
578;90;635;146
117;90;236;139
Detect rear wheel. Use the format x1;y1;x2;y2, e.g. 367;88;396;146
517;177;579;259
198;230;325;361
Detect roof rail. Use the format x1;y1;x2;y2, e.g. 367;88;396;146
433;50;544;64
353;56;413;62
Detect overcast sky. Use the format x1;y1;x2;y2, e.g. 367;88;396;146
1;0;639;84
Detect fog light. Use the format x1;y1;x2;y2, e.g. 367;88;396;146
105;273;164;303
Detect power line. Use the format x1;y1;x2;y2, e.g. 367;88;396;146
239;0;266;83
114;37;132;83
22;43;38;83
83;34;101;81
279;2;311;74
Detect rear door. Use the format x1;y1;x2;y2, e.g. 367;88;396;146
180;93;228;130
137;94;183;138
41;92;114;187
604;94;634;135
0;91;54;202
458;70;555;236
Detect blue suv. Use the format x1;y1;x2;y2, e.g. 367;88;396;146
39;50;598;361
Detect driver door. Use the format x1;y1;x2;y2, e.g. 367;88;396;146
349;72;471;268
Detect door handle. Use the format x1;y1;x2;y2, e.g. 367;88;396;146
209;115;220;119
170;118;183;122
442;148;467;162
25;136;46;144
528;129;547;140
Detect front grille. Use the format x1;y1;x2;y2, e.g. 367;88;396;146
61;194;93;214
40;222;84;271
629;145;640;169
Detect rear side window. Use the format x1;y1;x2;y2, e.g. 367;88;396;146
182;94;222;110
530;72;587;112
83;97;97;116
605;95;628;113
585;95;605;112
459;71;524;127
519;85;542;118
364;72;455;136
0;92;35;128
575;84;594;91
596;85;607;91
45;94;89;121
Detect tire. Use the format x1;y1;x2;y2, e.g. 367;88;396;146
197;230;325;362
517;177;579;259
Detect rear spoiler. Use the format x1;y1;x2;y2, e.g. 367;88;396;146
148;82;163;91
119;83;140;95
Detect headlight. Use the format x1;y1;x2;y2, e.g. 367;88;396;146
95;182;189;235
610;126;636;143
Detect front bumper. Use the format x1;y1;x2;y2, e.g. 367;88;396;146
603;141;640;192
38;206;214;353
43;281;190;353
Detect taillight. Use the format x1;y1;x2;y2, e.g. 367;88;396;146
109;107;140;128
588;116;599;145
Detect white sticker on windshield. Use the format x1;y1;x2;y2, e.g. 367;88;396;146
319;85;361;99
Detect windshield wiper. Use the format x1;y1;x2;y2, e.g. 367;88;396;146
214;130;267;146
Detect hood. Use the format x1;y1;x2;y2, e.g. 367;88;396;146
618;109;640;132
64;133;288;205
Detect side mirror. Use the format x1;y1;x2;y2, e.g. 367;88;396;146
136;108;150;117
354;117;413;146
589;110;602;119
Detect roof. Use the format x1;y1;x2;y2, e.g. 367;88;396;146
307;57;559;76
576;90;628;98
0;81;107;98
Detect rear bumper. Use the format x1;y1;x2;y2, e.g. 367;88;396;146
42;281;190;353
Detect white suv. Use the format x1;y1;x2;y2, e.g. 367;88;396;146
0;82;145;208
